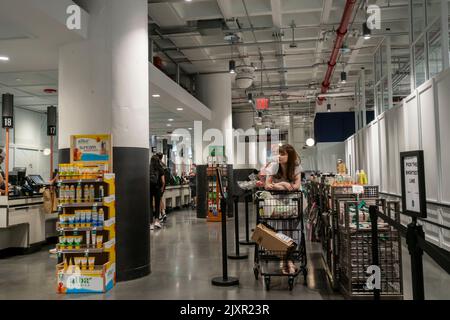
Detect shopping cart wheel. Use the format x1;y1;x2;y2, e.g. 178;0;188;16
288;277;294;291
253;266;259;280
264;277;271;290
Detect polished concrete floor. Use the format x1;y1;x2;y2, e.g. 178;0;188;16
0;205;448;300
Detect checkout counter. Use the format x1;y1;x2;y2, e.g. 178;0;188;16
164;184;191;210
0;169;54;254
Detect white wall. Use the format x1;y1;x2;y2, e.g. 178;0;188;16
345;68;450;252
0;107;56;181
301;142;345;173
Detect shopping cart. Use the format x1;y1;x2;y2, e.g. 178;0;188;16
253;190;308;291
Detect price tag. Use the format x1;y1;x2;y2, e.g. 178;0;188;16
352;185;364;194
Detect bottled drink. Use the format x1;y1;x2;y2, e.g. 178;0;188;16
89;185;95;202
76;183;82;202
99;185;104;201
69;185;75;203
84;185;89;202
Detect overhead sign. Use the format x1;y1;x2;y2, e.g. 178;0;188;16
400;151;427;218
256;98;269;110
71;134;113;169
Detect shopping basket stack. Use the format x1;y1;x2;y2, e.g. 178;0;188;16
252;190;307;291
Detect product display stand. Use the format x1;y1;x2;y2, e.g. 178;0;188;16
212;169;239;287
56;164;116;294
227;196;248;260
239;193;256;246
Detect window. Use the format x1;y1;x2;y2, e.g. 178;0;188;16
414;35;427;87
412;0;426;41
428;20;443;77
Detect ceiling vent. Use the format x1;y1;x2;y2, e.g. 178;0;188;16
197;19;226;36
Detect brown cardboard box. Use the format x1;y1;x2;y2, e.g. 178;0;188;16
251;224;295;252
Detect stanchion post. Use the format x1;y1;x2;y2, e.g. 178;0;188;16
212;168;239;286
369;205;381;300
240;192;256;246
406;218;425;300
228;196;248;260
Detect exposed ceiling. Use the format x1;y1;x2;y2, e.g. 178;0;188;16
149;0;412;129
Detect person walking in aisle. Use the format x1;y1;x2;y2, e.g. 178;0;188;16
188;164;197;209
156;152;169;222
150;154;165;230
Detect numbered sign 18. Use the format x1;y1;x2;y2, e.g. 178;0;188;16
2;116;13;128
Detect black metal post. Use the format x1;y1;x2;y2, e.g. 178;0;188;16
240;193;256;246
212;169;239;287
228;196;248;260
369;205;381;300
406;218;425;300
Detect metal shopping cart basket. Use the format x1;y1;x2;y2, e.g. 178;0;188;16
253;190;307;291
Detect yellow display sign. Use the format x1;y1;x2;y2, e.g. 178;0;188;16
70;134;113;169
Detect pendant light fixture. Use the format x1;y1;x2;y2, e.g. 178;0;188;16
229;38;236;74
362;22;371;40
327;103;332;112
340;71;347;84
247;92;253;103
229;60;236;74
306;100;315;147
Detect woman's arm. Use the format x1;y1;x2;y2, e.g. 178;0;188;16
265;175;275;190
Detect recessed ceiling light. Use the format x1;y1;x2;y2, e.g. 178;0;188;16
188;128;193;130
176;107;184;111
16;78;21;82
152;94;160;98
167;124;172;127
185;0;192;2
168;118;174;122
0;56;10;61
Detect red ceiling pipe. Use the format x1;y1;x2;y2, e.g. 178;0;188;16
318;0;357;105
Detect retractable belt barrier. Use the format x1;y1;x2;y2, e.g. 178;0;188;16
369;205;450;300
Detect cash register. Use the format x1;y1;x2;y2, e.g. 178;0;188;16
8;167;47;197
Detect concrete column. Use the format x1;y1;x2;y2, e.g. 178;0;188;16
195;74;234;165
58;0;150;281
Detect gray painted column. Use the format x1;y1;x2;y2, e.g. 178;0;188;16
58;0;150;281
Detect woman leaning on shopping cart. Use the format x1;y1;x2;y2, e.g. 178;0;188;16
265;144;302;191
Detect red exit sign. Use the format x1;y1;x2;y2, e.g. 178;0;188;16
256;98;269;110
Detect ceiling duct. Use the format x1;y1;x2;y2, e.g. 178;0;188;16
196;19;226;36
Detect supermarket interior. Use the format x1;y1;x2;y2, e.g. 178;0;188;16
0;0;449;302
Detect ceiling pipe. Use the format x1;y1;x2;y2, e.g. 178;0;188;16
318;0;358;105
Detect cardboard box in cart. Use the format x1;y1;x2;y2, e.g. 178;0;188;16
251;224;295;252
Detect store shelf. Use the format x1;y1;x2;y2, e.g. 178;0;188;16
57;247;104;254
57;225;104;232
58;202;104;208
57;178;103;184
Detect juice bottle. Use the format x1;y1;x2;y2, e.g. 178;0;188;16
99;185;105;201
76;183;82;202
70;185;75;203
89;185;95;202
98;208;104;227
84;185;89;202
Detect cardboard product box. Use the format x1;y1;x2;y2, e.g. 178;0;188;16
251;224;296;253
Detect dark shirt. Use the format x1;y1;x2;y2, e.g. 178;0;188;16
150;162;164;187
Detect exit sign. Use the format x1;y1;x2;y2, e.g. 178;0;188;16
256;98;269;110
